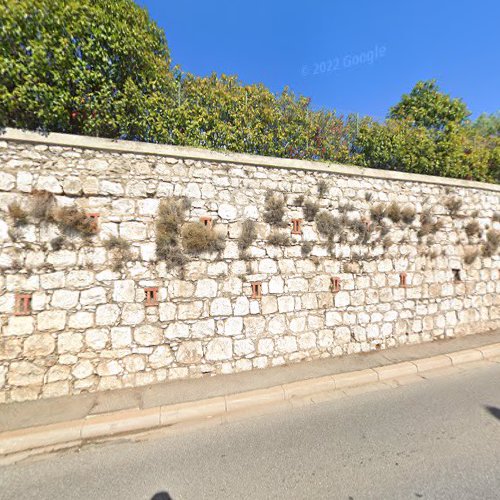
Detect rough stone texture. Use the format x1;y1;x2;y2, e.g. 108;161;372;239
0;133;499;403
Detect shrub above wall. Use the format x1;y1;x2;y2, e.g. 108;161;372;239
0;130;499;404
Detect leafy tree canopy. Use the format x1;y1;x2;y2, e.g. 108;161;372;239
389;80;470;131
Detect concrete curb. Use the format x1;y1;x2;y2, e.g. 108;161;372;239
1;342;499;462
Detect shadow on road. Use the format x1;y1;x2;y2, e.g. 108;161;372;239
151;492;172;500
485;406;500;421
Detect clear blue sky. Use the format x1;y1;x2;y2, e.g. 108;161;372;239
137;0;499;120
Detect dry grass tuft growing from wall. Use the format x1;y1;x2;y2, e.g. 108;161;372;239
303;200;319;222
268;231;290;246
30;189;56;220
103;235;132;272
181;222;225;254
238;219;257;253
8;202;29;227
54;206;97;237
263;191;287;227
156;197;190;268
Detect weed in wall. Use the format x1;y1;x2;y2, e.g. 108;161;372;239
8;202;29;227
50;236;65;251
464;247;479;265
315;211;341;240
263;191;287;227
238;219;257;251
268;231;290;246
465;220;482;238
156;197;189;268
401;205;416;224
54;206;97;237
482;229;500;257
386;202;402;223
30;189;56;221
293;195;304;207
303;200;319;222
444;196;462;216
301;241;314;256
103;235;132;272
370;203;386;223
317;180;328;198
182;222;225;254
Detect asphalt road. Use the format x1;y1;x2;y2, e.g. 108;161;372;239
2;362;500;500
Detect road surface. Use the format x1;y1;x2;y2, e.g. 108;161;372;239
1;362;500;499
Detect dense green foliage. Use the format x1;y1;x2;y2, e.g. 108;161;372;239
0;1;498;182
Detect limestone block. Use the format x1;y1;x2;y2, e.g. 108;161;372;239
17;171;33;192
96;360;123;377
159;302;176;322
96;304;121;326
140;242;157;261
124;355;146;373
278;296;295;313
51;289;80;309
244;316;266;336
268;315;286;335
269;276;284;294
287;277;308;293
164;322;189;340
121;304;145;325
257;338;274;355
138;198;160;216
101;180;124;195
4;316;34;336
40;272;65;290
36;175;62;193
233;296;250;316
336;326;351;344
23;334;55;358
259;259;278;274
111;327;132;348
72;360;94;380
62;177;82;195
276;336;297;354
176;341;203;364
66;270;94;289
113;280;135;302
80;287;107;306
8;361;44;386
223;316;244;336
234;338;255;356
334;291;350;308
177;301;204;320
290;316;306;333
298;332;317;350
58;332;83;353
120;222;147;241
85;328;109;350
149;345;174;368
206;337;232;361
126;180;147;197
261;296;278;314
37;310;67;331
46;365;71;383
134;325;162;346
210;297;232;317
190;319;215;339
47;250;77;268
218;203;237;220
0;219;9;242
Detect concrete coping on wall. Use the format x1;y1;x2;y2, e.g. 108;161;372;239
2;127;500;193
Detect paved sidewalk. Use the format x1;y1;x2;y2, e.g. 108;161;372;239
2;329;500;434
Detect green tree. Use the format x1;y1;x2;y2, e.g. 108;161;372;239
470;112;500;137
389;80;470;131
0;0;176;140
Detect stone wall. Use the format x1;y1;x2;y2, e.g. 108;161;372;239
1;129;499;403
